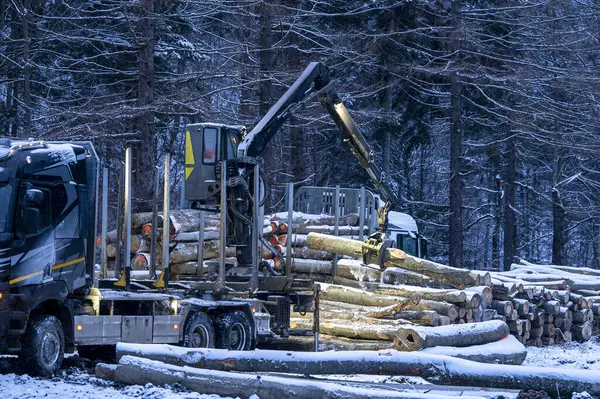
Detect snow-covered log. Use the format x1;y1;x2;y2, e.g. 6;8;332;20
307;232;489;288
110;346;600;397
421;334;527;365
98;356;472;399
393;320;509;351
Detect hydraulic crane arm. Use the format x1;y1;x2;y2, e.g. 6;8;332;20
237;62;398;234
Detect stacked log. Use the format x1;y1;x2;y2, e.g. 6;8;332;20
98;210;246;279
299;232;597;348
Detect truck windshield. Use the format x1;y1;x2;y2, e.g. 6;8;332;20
0;183;11;233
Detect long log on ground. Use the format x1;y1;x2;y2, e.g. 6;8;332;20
99;356;469;399
307;232;488;288
112;346;600;397
118;338;527;375
393;320;509;351
421;334;527;365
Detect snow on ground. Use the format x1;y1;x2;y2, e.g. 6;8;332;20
0;355;232;399
2;339;600;398
523;337;600;371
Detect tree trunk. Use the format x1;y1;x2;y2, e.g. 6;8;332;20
133;0;156;211
552;154;567;265
448;0;463;269
503;136;517;271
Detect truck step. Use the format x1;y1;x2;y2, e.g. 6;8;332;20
9;311;28;320
8;328;26;336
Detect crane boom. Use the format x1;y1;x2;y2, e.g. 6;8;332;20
238;62;397;234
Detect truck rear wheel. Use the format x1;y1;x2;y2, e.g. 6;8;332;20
20;315;64;376
215;310;252;351
183;311;215;348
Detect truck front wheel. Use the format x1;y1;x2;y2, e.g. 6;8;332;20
20;315;65;376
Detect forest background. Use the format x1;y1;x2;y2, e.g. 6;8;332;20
1;0;599;270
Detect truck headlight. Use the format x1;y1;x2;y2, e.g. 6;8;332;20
170;299;179;315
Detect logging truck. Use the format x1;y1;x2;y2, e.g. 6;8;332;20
0;62;410;376
0;138;315;376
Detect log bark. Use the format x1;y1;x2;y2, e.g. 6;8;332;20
111;346;600;397
270;211;360;226
307;232;487;289
374;284;468;304
335;259;381;282
571;321;592;341
421;334;527;365
169;241;236;264
259;334;393;351
290;317;414;340
465;286;492;306
317;283;419;308
382;267;437;287
291;224;368;236
393;320;509;351
281;246;334;260
100;356;456;399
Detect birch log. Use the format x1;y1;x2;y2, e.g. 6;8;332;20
109;347;600;397
307;232;488;288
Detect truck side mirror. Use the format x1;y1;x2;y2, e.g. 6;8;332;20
25;188;44;206
20;207;40;235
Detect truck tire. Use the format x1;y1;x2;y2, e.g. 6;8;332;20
19;315;64;377
215;310;252;351
77;345;116;362
183;312;215;348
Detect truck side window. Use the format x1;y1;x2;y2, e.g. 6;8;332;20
52;183;80;239
203;127;218;164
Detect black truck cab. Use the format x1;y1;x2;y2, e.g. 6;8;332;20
0;139;97;366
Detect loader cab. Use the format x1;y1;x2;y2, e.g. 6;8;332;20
386;211;428;259
184;123;244;205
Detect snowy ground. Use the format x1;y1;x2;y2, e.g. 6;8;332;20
1;339;599;399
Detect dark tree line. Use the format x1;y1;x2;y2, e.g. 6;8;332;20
1;0;599;270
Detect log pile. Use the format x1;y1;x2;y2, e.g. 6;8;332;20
98;210;246;279
296;231;598;348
